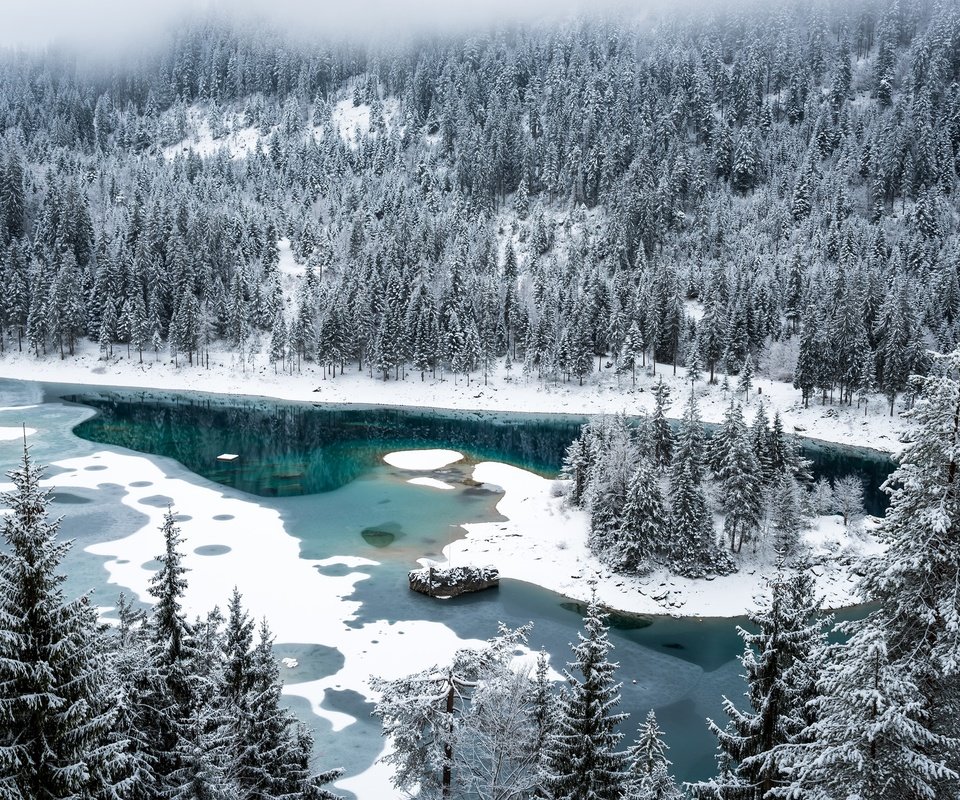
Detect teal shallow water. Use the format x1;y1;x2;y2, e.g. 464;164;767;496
0;379;894;795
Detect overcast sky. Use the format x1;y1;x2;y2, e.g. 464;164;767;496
0;0;645;49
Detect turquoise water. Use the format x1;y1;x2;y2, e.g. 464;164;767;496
64;386;895;514
0;380;895;796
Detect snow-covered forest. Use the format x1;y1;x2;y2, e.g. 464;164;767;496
0;0;957;418
3;0;960;797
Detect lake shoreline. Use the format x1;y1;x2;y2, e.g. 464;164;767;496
0;341;909;456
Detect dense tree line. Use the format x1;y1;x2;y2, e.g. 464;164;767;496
0;0;957;411
559;378;867;578
0;446;342;799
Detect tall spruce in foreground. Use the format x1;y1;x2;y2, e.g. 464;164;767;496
793;347;960;797
546;594;628;800
782;621;956;800
0;443;121;799
691;568;825;800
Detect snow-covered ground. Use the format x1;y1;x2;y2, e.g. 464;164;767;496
0;341;908;455
408;460;883;619
331;97;402;148
162;97;402;161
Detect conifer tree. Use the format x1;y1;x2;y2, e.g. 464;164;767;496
546;595;628;800
615;459;667;575
624;710;682;800
650;378;673;466
692;568;825;800
0;443;121;799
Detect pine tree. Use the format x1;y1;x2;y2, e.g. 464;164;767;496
739;353;754;403
546;595;628;800
0;443;121;799
650;378;673;466
624;710;682;800
712;403;763;553
668;391;732;577
615;459;667;574
692;569;825;800
854;347;960;789
784;619;956;800
146;509;196;787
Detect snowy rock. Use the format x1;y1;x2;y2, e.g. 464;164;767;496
408;565;499;598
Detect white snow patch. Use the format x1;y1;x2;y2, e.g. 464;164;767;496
163;110;266;161
281;657;299;669
383;449;463;471
0;426;35;441
331;97;401;148
276;238;305;279
407;477;454;491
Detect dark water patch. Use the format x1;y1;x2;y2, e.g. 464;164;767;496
361;523;402;548
173;514;192;522
50;492;93;504
84;464;108;471
139;494;175;507
560;601;654;631
662;642;686;650
314;563;359;577
141;559;162;571
273;642;344;685
129;480;153;487
212;513;234;521
194;544;231;556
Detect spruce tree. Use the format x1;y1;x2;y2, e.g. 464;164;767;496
784;619;957;800
855;348;960;789
624;710;682;800
0;443;120;799
615;459;667;574
691;569;825;800
546;595;628;800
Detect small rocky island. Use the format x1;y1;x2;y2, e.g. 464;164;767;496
408;565;500;598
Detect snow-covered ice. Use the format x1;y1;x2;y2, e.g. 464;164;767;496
383;449;463;470
407;477;455;490
0;426;35;441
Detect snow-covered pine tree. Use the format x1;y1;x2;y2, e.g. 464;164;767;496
615;458;668;575
668;390;732;577
783;619;956;800
245;618;342;799
691;568;825;800
855;347;960;790
546;595;628;800
624;710;682;800
372;625;531;798
711;403;763;553
146;509;197;789
106;593;162;799
0;443;121;799
650;378;673;466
